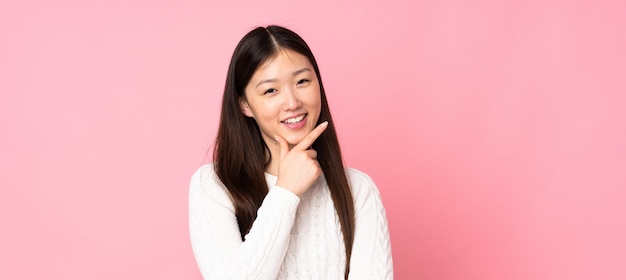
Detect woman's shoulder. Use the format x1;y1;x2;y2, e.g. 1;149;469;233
344;168;387;214
192;163;215;175
189;163;231;201
345;167;373;182
345;167;380;196
190;163;218;185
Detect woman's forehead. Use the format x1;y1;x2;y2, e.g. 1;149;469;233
252;49;314;80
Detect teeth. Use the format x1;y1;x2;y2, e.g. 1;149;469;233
283;114;305;124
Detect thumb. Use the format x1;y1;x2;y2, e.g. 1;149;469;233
274;135;289;160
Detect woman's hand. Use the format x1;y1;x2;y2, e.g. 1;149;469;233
274;121;328;196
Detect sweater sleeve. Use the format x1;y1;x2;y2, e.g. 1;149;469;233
347;169;394;280
188;164;300;280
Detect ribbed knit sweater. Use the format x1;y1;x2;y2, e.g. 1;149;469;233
189;164;393;279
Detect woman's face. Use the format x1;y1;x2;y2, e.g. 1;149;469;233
241;48;322;148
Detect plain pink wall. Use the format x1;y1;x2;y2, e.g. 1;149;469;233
1;0;625;279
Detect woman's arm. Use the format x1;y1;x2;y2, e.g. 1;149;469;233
347;169;394;280
189;164;300;279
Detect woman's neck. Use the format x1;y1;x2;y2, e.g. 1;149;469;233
264;140;280;176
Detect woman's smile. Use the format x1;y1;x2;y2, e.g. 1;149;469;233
281;113;308;128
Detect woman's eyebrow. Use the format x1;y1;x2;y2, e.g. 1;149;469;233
256;68;312;88
256;78;277;88
292;68;311;76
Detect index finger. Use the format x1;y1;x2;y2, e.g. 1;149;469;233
294;121;329;150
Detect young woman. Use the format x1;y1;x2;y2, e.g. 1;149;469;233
189;25;393;279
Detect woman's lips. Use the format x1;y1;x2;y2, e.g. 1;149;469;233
281;113;307;129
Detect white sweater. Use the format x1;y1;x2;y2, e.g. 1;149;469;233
189;164;393;279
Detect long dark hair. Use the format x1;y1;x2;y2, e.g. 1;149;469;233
213;25;355;277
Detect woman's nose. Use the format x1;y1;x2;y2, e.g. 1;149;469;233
283;88;301;110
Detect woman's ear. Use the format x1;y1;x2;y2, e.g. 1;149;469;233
239;98;253;117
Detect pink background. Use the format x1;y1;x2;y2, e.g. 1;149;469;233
1;0;625;279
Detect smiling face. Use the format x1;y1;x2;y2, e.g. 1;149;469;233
240;48;322;151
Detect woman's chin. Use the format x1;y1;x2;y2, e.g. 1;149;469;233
282;125;315;146
284;134;307;146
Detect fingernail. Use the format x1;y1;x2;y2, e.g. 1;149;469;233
322;121;329;126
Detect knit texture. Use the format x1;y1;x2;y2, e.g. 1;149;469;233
189;164;393;279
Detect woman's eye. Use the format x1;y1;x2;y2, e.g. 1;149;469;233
264;88;277;94
297;79;310;85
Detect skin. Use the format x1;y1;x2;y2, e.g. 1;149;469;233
240;48;326;196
